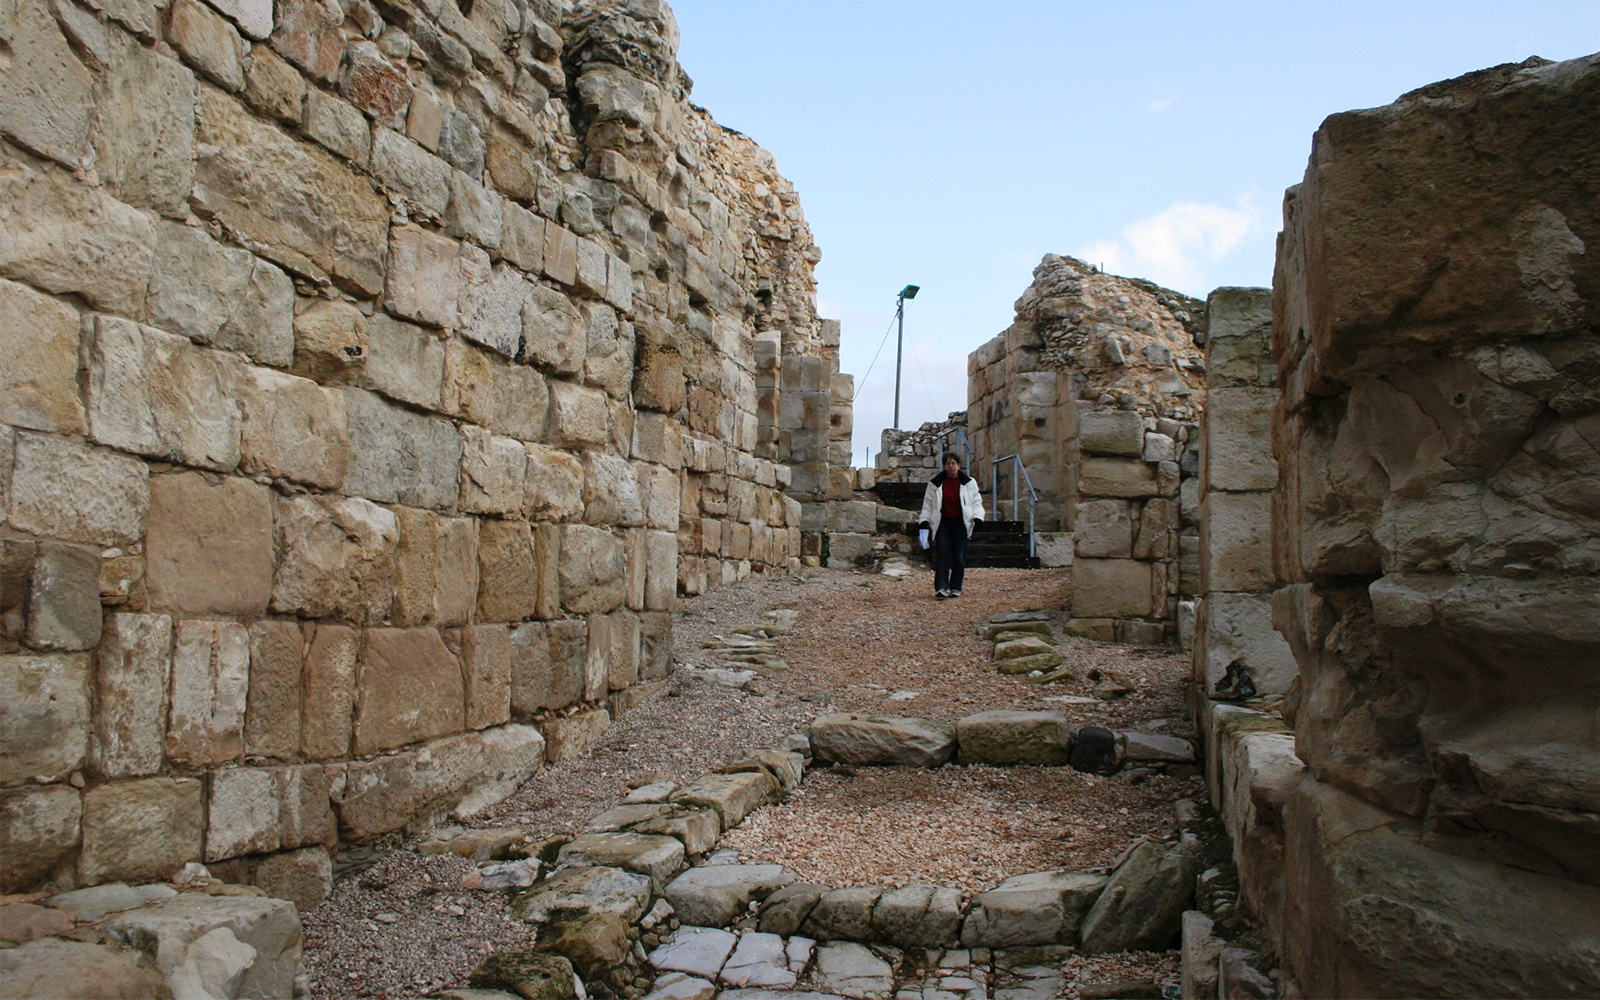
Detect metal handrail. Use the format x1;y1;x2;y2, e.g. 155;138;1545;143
936;426;976;474
989;454;1039;558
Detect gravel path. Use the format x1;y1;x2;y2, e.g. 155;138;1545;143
299;565;1196;998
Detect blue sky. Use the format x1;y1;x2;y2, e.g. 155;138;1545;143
670;2;1600;462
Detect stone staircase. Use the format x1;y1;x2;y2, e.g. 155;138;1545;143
872;481;1040;569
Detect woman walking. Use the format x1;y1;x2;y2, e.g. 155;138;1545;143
919;454;985;598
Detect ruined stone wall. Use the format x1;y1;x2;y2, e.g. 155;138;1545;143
968;255;1206;642
0;0;842;896
1269;55;1600;997
874;411;969;485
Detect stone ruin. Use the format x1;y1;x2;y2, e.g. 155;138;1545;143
0;0;854;912
966;255;1206;643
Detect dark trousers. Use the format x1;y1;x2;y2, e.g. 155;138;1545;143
934;518;968;593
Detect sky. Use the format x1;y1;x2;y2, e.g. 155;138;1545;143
670;2;1600;463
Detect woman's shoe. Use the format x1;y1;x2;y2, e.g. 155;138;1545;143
950;590;962;598
935;590;949;599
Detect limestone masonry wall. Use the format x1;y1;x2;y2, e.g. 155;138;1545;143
968;255;1206;643
1268;55;1600;997
0;0;847;897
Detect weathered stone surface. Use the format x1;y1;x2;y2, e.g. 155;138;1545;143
719;931;795;989
243;46;306;123
238;366;348;488
0;155;154;316
664;864;794;927
1123;732;1194;762
960;870;1107;947
469;951;580;1000
524;444;585;522
243;620;301;760
0;652;89;784
290;298;368;385
0;938;168;999
442;340;550;443
1073;499;1132;558
271;495;398;624
559;524;625;615
86;315;243;471
253;846;333;912
628;806;721;857
24;541;101;652
511;864;652;924
169;0;245;92
1199;492;1271;593
0;277;84;434
1203;388;1277;493
800;886;881;942
477;519;541;623
993;635;1055;660
0;0;95;166
79;777;203;883
8;432;149;547
353;627;465;754
364;313;445;410
809;713;957;767
669;772;772;830
372;128;452;219
1080;840;1198;954
1080;458;1159;498
343;388;461;509
105;891;301;999
145;471;272;616
956;711;1073;766
195;86;387;294
95;612;173;777
1197;592;1296;699
0;785;81;892
535;910;629;982
206;766;279;859
558;831;686;893
455;624;512;730
648;926;737;980
300;623;357;759
460;426;527;515
392;508;478;628
1070;559;1152;619
1078;410;1145;456
166;619;248;766
542;707;609;762
806;941;893;997
866;883;961;949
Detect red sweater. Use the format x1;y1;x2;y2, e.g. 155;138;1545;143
941;477;962;519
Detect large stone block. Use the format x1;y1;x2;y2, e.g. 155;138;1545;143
1079;457;1159;498
371;128;451;220
582;452;645;527
168;0;246;92
458;257;527;360
547;379;610;449
0;0;95;166
1200;491;1273;593
0;154;155;316
1204;287;1274;389
454;624;512;730
103;891;301;999
1074;498;1132;558
24;541;102;651
460;426;528;515
194;86;387;295
441;340;550;442
79;777;203;883
0;277;84;434
523;282;587;376
246;620;303;759
476;520;541;623
8;432;149;547
1078;410;1145;456
271;495;398;625
1071;558;1154;619
1197;593;1297;700
559;524;625;615
956;710;1073;766
86;316;241;471
353;627;465;754
146;222;294;365
0;784;81;892
1203;388;1278;493
238;366;349;489
524;444;585;522
95;612;173;778
343;388;461;508
0;652;90;784
207;766;279;860
645;530;677;611
166;619;249;767
363;313;445;410
300;623;357;760
542;708;609;762
392;507;478;627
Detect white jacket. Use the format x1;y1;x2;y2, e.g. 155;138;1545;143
919;472;986;538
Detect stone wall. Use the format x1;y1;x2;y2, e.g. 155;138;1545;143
874;411;969;485
0;0;844;896
967;255;1206;642
1269;55;1600;997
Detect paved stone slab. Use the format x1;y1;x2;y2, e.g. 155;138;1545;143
642;973;717;999
807;941;894;997
557;831;686;893
648;926;737;979
1122;732;1194;762
961;871;1108;948
510;865;652;924
669;771;773;830
665;864;795;928
720;931;796;988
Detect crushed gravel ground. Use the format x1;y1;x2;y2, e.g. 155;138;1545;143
300;565;1196;998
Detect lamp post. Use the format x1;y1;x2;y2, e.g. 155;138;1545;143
893;284;919;428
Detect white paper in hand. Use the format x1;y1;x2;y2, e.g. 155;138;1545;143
918;528;930;550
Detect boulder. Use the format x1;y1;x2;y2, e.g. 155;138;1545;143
808;713;957;767
993;635;1055;660
468;952;580;1000
104;892;301;999
510;865;652;925
664;865;794;928
956;711;1073;766
799;886;880;942
995;651;1066;675
669;772;772;830
868;883;962;949
556;832;686;893
536;912;630;982
0;938;168;1000
1079;840;1198;954
1123;732;1195;762
1181;910;1222;1000
754;883;826;937
960;870;1107;947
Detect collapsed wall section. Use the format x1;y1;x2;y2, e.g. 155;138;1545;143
968;255;1207;642
1270;55;1600;997
0;0;843;896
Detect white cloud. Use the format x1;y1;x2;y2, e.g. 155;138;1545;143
1149;95;1175;113
1079;197;1260;293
